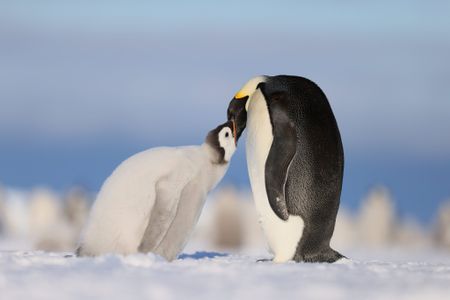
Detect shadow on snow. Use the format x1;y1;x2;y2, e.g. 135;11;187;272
178;251;229;260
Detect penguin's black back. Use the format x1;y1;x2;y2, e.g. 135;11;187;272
265;75;344;262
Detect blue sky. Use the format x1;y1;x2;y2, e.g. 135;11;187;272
0;1;449;222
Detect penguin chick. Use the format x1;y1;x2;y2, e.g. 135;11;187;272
77;121;237;261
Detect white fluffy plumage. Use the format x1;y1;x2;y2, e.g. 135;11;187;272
77;124;236;261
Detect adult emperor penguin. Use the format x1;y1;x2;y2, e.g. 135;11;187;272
77;121;238;261
227;75;345;263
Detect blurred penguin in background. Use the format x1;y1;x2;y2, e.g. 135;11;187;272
0;185;5;235
29;188;75;251
395;217;429;249
434;200;450;250
63;187;90;236
212;187;244;249
331;208;357;251
357;186;395;247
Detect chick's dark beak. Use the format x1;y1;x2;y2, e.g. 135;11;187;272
227;96;248;141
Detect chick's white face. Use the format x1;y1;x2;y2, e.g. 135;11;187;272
218;126;236;162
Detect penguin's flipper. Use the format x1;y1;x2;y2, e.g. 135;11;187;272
139;175;191;253
265;92;297;221
152;180;204;261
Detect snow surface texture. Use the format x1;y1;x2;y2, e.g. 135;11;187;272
1;248;450;300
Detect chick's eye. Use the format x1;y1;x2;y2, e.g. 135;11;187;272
225;132;229;138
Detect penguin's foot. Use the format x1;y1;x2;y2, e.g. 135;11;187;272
333;256;352;264
294;248;346;263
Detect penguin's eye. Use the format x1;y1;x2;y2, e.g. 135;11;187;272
225;132;229;138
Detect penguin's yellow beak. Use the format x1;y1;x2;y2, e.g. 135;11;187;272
234;90;248;100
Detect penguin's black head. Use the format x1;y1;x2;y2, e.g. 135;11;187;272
227;76;268;138
227;96;247;140
205;120;238;164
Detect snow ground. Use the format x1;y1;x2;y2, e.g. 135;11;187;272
1;246;450;300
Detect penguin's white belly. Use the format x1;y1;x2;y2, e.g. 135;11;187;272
246;91;304;262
